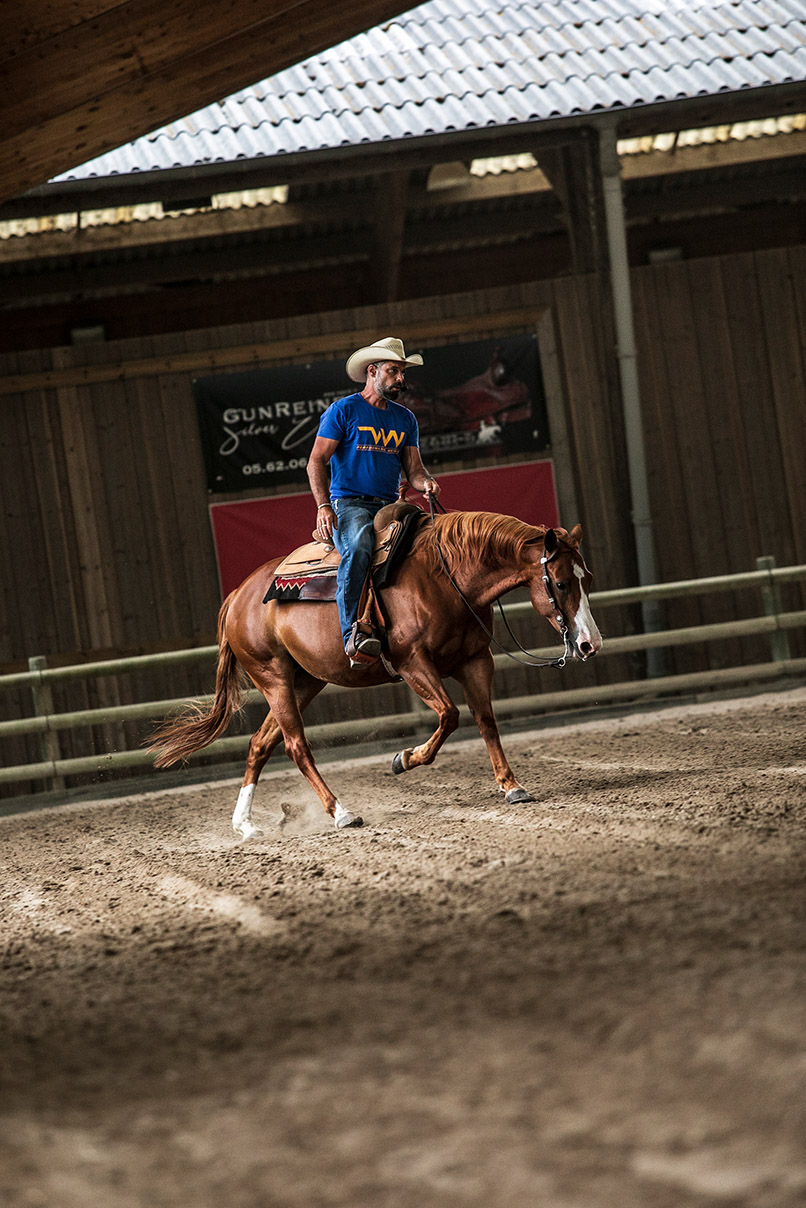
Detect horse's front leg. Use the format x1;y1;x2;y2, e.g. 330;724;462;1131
454;650;535;804
392;655;460;774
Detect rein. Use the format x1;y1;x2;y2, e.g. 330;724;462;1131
427;495;571;669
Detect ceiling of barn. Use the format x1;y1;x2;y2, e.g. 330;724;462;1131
2;0;804;352
0;0;412;204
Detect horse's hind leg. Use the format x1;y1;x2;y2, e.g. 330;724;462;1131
240;656;362;831
454;650;535;804
233;671;326;839
232;711;282;839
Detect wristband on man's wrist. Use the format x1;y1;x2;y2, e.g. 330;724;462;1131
317;503;333;511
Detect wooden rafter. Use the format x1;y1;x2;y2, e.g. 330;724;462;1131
0;0;413;203
372;170;411;303
537;132;610;276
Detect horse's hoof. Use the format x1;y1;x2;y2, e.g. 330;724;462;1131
392;751;408;775
505;787;536;804
335;812;364;829
334;802;364;829
234;823;264;840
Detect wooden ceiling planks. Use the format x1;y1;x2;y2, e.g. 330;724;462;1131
0;2;123;59
0;0;409;203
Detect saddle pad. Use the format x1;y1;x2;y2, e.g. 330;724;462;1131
269;568;338;603
263;503;425;604
267;540;338;601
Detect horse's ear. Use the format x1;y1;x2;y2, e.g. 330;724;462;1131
543;528;559;556
568;524;583;547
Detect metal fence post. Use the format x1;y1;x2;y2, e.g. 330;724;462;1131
28;655;65;791
756;556;791;664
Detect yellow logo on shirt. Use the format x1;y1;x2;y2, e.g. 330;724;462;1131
357;425;406;450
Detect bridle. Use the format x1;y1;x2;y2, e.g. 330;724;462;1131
540;546;574;662
427;495;572;669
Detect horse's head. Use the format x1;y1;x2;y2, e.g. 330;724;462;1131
526;525;602;661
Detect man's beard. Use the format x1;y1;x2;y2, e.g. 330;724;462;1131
377;381;403;401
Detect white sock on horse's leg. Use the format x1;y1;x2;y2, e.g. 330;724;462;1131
334;800;361;829
233;784;263;839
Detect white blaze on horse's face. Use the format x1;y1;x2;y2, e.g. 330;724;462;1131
529;531;602;661
571;562;602;660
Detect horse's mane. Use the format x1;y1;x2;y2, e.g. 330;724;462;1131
413;510;546;572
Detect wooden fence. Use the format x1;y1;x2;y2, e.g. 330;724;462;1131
2;559;804;796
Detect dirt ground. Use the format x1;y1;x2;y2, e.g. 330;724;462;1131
1;687;805;1208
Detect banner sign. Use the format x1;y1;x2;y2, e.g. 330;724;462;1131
194;334;548;494
404;334;548;463
209;460;559;598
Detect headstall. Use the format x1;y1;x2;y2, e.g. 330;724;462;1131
428;495;571;669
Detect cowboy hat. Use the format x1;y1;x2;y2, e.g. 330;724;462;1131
345;336;424;383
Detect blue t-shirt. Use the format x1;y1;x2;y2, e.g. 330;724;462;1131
317;392;420;501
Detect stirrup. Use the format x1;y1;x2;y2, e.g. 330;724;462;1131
346;622;381;666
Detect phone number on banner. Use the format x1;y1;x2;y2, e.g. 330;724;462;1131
242;457;308;476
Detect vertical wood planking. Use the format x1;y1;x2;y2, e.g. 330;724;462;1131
551;275;624;587
537;307;581;526
120;359;191;717
1;389;57;658
30;387;86;653
636;263;719;665
683;256;760;667
53;357;115;651
687;257;757;568
783;245;806;641
717;250;803;652
646;261;742;670
547;275;633;686
0;361;37;770
754;248;806;566
0;372;26;663
631;265;698;673
632;266;686;580
156;328;230;642
87;376;136;643
720;254;787;555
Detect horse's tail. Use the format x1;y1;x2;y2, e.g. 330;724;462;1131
148;595;246;768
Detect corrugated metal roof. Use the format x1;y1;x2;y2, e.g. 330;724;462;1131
50;0;806;182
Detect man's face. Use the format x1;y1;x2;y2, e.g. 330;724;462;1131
371;361;406;401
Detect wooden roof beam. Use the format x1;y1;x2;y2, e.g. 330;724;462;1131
0;0;414;202
2;152;803;280
537;130;610;275
0;3;129;60
372;170;410;303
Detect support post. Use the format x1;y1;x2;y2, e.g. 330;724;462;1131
28;655;65;791
756;555;792;663
373;169;410;302
598;120;664;676
537;135;609;275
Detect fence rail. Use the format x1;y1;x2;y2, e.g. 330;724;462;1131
2;558;804;791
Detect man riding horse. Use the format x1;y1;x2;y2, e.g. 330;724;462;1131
150;336;602;834
307;336;440;667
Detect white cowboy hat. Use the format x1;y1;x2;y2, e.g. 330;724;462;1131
345;336;424;383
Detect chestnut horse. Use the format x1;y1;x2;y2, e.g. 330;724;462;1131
149;510;602;834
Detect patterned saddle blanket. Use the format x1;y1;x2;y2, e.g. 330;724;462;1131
263;501;425;603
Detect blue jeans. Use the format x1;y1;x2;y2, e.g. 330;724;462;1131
332;496;388;646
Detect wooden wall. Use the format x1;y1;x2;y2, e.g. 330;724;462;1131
632;246;806;673
1;245;804;785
